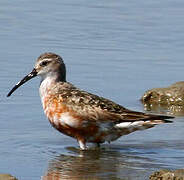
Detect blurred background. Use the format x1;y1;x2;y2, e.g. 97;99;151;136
1;1;184;179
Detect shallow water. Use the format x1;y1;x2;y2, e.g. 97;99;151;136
1;0;184;179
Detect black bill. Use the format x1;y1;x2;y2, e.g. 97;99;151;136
7;68;37;97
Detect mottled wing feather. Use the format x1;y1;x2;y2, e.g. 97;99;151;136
55;86;173;123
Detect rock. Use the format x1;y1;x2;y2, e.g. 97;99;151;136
0;174;18;180
141;81;184;106
141;82;184;115
150;169;184;180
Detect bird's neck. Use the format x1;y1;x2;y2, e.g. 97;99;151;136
39;72;65;99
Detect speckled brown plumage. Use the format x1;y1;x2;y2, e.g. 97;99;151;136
7;52;174;150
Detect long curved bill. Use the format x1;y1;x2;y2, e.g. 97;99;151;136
7;68;37;97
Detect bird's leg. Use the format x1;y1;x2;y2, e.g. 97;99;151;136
78;139;87;150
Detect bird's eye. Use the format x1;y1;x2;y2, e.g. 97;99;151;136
40;60;49;67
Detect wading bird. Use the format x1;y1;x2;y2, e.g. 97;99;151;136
7;53;173;150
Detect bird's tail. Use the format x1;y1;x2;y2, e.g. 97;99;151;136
115;115;173;136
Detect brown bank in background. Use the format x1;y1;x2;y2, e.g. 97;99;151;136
150;169;184;180
0;174;18;180
141;81;184;115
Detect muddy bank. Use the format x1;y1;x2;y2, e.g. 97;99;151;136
141;82;184;115
141;81;184;106
150;169;184;180
0;174;18;180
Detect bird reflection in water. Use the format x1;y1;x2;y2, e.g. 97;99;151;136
41;145;156;180
41;148;121;180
